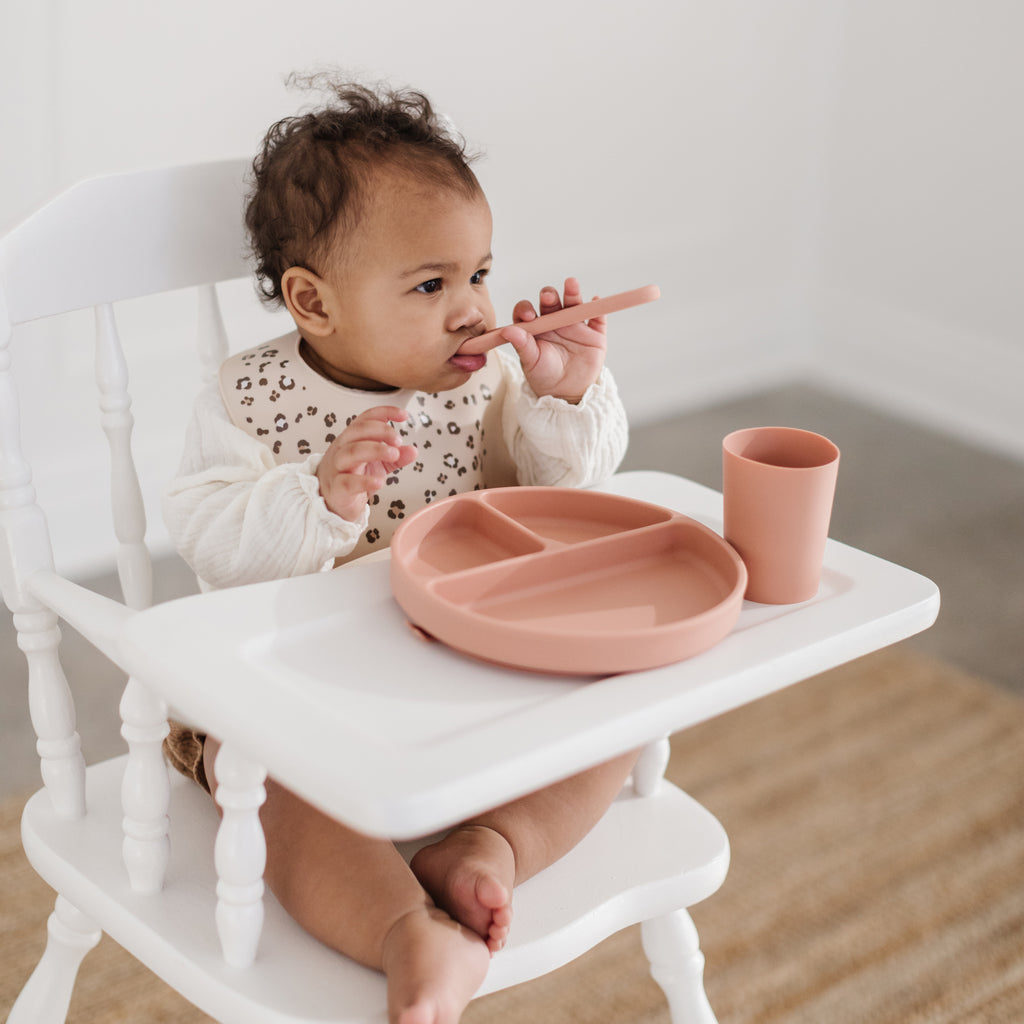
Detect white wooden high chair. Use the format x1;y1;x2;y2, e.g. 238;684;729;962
0;160;940;1024
0;160;731;1023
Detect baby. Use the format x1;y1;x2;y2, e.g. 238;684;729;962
164;76;636;1024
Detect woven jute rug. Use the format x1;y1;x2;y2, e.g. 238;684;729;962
2;648;1022;1023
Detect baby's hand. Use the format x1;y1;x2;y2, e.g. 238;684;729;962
502;277;607;403
317;406;417;522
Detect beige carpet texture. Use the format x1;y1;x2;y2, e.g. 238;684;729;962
2;648;1022;1023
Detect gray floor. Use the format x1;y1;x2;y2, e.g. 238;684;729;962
3;384;1023;799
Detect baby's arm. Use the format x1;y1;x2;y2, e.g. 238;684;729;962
164;385;385;588
498;347;629;490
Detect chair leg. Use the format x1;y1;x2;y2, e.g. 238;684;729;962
213;741;268;968
633;736;671;796
119;676;170;893
641;908;718;1024
7;896;102;1024
16;607;87;820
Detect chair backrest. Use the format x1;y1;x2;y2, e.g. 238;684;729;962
1;159;250;323
0;159;251;823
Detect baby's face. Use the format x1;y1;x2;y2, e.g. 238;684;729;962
305;170;496;393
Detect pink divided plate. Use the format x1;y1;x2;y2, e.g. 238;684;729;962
389;487;747;674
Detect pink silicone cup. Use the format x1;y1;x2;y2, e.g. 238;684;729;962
722;427;840;604
459;285;661;355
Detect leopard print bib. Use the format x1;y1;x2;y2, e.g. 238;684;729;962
218;332;514;558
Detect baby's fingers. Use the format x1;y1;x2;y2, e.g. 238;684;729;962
320;471;382;521
537;286;562;315
542;277;583;312
357;405;410;425
534;278;581;317
332;439;407;474
585;298;608;337
512;298;538;325
337;408;410;448
500;324;542;371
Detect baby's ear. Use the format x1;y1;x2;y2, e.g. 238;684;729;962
281;267;333;337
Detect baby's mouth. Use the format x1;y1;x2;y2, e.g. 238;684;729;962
448;329;490;372
449;346;487;373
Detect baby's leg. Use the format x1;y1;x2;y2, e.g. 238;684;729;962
204;739;489;1024
411;750;638;951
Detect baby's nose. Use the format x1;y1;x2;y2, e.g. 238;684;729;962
449;300;486;332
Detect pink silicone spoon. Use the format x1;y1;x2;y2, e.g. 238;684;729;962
459;284;661;355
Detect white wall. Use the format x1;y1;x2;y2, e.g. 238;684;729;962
5;0;833;409
1;0;1019;576
810;0;1024;458
2;0;833;574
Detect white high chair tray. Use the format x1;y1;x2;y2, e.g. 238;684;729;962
119;471;939;839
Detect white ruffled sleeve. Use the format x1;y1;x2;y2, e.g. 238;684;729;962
162;383;366;589
499;352;629;488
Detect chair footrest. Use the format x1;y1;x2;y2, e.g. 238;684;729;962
21;756;728;1023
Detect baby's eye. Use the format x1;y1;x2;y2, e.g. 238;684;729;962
416;279;442;295
471;269;489;285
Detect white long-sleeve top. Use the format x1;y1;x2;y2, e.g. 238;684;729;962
164;335;628;590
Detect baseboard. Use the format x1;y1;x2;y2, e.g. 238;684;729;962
810;288;1024;463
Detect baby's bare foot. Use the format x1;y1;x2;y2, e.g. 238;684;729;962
382;906;490;1024
410;825;516;953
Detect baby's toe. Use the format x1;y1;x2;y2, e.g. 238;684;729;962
475;873;508;912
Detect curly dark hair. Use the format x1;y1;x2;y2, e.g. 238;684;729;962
244;74;482;305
